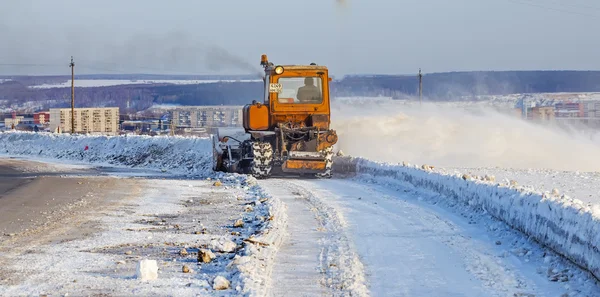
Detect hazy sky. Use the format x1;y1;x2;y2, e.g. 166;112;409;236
0;0;598;76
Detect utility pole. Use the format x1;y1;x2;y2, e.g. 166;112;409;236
170;119;175;136
69;56;75;134
418;68;423;106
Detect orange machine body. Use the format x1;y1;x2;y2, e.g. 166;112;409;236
216;54;337;178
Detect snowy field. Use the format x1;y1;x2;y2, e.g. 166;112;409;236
472;92;600;106
28;79;262;89
0;100;58;113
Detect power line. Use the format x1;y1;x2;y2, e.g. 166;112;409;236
505;0;600;19
0;63;63;67
0;62;215;76
523;0;600;12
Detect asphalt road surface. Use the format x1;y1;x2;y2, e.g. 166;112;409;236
0;159;121;235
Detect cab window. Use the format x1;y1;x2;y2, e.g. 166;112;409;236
264;74;270;104
276;77;323;104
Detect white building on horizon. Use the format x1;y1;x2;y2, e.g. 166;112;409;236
49;107;119;135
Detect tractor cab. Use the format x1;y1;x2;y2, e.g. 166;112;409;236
243;55;332;132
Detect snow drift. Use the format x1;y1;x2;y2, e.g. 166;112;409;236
334;156;600;281
0;131;213;176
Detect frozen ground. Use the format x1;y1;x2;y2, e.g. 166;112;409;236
0;158;285;296
2;153;599;296
29;79;262;89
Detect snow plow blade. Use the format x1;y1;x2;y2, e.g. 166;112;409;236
281;159;327;174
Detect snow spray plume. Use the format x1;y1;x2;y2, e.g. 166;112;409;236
331;98;600;172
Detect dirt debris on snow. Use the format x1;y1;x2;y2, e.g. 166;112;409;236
0;169;286;296
199;249;216;263
179;248;188;256
233;219;244;228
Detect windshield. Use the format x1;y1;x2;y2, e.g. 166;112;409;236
275;77;323;104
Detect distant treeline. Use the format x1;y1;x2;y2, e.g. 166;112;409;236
2;71;600;112
333;71;600;99
0;80;263;111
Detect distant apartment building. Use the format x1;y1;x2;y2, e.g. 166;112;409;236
4;116;24;128
555;102;584;118
34;112;50;124
528;106;555;121
170;106;242;128
49;107;119;135
583;101;600;118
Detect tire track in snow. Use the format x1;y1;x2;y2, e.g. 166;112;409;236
290;178;539;296
259;179;368;297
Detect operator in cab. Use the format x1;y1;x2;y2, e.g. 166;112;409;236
296;77;322;103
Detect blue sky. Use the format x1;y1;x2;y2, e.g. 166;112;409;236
0;0;598;76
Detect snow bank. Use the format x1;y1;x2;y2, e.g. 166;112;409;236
334;156;600;281
0;131;212;176
221;175;287;297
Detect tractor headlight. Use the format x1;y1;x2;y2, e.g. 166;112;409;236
274;66;284;75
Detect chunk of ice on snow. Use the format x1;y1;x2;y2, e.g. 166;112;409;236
136;259;158;280
213;275;230;290
210;238;237;253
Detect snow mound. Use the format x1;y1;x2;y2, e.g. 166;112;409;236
334;156;600;281
0;131;212;176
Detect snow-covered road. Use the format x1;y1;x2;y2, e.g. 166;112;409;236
2;131;599;296
263;180;330;297
260;177;600;297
